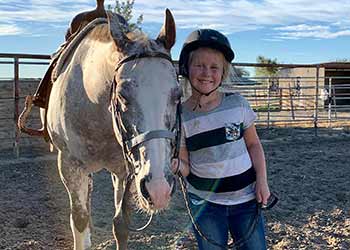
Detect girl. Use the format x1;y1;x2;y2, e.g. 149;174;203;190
173;29;270;250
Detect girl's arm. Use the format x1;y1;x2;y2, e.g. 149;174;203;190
171;147;190;177
244;124;270;205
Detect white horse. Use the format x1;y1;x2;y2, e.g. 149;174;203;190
46;10;179;250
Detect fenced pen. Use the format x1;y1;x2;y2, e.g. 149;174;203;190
1;53;350;156
223;76;350;128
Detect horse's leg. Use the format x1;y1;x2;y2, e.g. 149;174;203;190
58;151;93;250
111;173;129;250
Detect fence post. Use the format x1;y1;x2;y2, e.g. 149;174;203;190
288;81;295;120
332;84;337;119
314;66;320;136
267;79;271;130
328;77;332;128
13;57;20;157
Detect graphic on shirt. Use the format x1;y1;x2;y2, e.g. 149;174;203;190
225;122;242;141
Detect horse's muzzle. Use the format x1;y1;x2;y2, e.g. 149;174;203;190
140;175;176;207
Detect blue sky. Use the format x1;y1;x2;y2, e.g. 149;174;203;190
1;0;350;78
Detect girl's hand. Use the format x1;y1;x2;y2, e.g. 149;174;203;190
171;158;180;174
255;179;271;207
171;158;190;177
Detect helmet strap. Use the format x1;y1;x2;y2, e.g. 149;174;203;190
190;81;221;111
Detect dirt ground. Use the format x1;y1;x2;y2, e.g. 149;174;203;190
0;127;349;250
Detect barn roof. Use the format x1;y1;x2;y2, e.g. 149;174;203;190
317;62;350;69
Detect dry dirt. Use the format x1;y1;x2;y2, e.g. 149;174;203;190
0;127;350;250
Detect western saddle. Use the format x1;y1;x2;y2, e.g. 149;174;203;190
18;0;107;139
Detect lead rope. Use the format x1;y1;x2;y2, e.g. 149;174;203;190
190;81;221;111
177;173;262;250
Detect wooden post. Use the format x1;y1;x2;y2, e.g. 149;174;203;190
13;57;20;157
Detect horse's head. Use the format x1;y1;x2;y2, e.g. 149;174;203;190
108;10;181;212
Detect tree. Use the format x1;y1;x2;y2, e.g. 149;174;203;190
255;55;279;77
107;0;143;31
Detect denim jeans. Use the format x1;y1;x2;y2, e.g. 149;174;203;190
188;193;267;250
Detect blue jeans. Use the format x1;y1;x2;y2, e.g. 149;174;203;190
188;193;267;250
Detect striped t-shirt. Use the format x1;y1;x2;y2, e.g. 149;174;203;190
181;93;257;205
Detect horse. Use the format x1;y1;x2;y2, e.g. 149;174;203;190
45;9;180;250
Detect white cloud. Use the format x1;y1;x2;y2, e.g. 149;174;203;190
0;0;350;39
278;29;350;39
0;23;24;35
273;24;350;39
131;0;350;39
274;24;329;32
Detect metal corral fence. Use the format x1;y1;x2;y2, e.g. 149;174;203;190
222;76;350;129
1;53;350;155
0;53;50;156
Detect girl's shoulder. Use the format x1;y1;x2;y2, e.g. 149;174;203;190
223;92;247;105
224;92;240;98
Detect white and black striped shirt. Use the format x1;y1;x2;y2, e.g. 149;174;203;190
181;93;257;205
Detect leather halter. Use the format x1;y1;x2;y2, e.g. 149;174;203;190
111;51;181;176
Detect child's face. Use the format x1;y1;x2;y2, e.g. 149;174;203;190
188;47;224;95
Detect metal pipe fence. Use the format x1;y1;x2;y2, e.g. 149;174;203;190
0;53;50;156
222;75;350;130
1;53;350;156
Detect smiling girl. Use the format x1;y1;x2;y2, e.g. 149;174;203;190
174;29;270;250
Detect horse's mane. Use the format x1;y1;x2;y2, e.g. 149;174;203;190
91;24;150;46
89;15;155;52
54;16;158;79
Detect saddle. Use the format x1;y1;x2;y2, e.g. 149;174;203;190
33;0;107;108
18;0;107;140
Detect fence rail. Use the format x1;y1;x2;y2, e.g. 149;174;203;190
1;53;350;156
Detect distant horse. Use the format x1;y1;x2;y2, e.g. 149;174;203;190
45;10;179;250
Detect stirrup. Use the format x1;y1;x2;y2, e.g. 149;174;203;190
18;95;46;137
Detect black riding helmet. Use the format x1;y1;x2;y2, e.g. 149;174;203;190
179;29;235;78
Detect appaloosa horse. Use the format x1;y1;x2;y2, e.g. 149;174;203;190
46;10;180;250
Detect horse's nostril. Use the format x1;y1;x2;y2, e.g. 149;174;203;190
140;178;151;201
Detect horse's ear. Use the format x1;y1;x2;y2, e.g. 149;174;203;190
107;11;130;51
156;9;176;50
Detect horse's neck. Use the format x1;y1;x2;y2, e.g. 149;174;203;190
55;25;119;106
54;18;110;79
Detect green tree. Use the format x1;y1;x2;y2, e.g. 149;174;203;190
107;0;143;31
255;55;279;77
